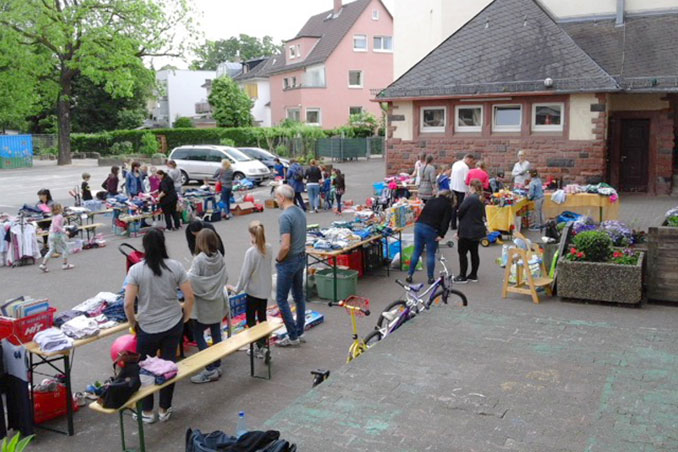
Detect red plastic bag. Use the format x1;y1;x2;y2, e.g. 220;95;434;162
215;181;222;193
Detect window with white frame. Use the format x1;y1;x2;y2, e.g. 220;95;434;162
306;108;321;125
373;36;393;52
286;108;301;122
348;70;363;88
283;78;289;90
493;105;522;132
289;46;297;59
372;9;379;20
349;106;363;115
291;76;297;87
353;34;367;51
455;105;483;132
532;103;564;131
420;107;446;133
304;65;326;87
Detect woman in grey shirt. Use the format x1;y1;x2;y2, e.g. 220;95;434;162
167;160;183;194
124;228;194;424
212;159;234;220
418;154;437;202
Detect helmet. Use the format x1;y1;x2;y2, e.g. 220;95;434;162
110;334;137;362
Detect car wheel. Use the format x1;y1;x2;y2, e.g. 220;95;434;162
180;170;189;186
233;172;245;182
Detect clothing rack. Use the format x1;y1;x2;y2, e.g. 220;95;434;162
11;213;37;268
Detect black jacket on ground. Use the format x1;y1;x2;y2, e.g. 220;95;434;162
416;196;453;238
458;193;486;240
185;221;225;256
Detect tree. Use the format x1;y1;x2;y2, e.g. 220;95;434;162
190;35;282;71
71;68;155;133
0;0;196;165
208;76;253;128
173;117;194;128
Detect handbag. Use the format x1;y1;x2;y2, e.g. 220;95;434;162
215;181;222;193
98;361;141;409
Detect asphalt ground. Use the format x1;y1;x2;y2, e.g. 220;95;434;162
1;157;677;451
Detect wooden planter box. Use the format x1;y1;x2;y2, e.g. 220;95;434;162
557;252;644;304
647;226;678;303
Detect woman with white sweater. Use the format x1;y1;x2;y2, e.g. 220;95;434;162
229;221;273;359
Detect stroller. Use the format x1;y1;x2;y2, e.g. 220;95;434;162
119;243;145;272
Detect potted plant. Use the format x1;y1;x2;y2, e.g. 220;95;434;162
647;206;678;303
557;230;644;304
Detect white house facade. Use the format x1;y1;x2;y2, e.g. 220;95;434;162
152;69;217;127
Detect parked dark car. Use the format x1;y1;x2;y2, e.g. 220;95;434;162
238;147;289;170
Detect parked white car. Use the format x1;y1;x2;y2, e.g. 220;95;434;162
168;145;272;185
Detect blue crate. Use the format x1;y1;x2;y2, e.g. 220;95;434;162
229;293;247;317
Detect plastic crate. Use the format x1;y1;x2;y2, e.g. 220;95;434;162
33;383;79;424
315;268;359;301
229;293;247;317
328;250;363;278
0;307;56;345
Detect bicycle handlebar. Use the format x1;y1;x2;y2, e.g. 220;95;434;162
395;279;407;289
330;301;370;316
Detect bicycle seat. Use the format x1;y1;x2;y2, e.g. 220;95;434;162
408;283;425;292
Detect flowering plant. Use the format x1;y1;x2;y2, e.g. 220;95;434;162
599;220;633;246
610;249;640;265
565;247;586;261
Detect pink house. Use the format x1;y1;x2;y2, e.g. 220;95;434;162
265;0;393;128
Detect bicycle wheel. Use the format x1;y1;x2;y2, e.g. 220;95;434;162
347;341;367;362
450;289;468;307
426;290;445;309
377;300;412;330
364;330;383;348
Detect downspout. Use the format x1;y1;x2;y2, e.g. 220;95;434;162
616;0;625;27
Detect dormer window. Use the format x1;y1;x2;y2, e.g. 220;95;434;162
289;46;297;59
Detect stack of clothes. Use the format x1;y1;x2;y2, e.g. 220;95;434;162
61;315;100;339
139;356;179;385
33;328;74;353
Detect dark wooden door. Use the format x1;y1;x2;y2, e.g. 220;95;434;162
619;119;650;192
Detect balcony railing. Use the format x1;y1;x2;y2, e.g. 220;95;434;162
195;102;211;114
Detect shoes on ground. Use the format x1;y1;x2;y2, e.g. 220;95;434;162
405;275;413;283
275;337;300;347
298;334;307;343
132;411;157;424
453;276;468;284
158;407;172;422
190;368;220;384
428;278;435;285
467;276;479;283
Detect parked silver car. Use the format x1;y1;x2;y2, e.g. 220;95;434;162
168;145;271;185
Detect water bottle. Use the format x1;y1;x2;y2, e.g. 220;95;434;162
236;411;247;438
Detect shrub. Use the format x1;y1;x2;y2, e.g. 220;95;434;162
173;117;194;128
219;138;236;147
275;144;289;157
139;132;159;155
110;141;133;155
668;216;678;227
571;230;613;262
610;249;640;265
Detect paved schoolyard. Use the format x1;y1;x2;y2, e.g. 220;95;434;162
1;157;677;451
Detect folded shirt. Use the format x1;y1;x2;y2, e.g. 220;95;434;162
61;315;100;339
139;356;179;384
34;328;74;353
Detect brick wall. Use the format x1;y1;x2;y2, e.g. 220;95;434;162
386;94;609;185
655;108;675;195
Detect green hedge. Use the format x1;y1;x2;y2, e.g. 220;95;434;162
71;126;354;156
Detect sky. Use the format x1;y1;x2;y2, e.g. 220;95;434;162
156;0;394;68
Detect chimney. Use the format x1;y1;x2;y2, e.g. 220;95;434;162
616;0;625;26
334;0;342;14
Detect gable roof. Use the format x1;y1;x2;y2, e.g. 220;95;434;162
379;0;620;99
233;57;273;82
562;12;678;93
264;0;373;76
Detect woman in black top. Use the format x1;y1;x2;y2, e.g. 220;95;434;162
455;179;486;283
156;170;181;231
185;220;225;255
333;168;346;214
305;160;322;213
406;190;454;284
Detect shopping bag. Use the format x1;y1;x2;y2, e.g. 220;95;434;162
401;245;423;272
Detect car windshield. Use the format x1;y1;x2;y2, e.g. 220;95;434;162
222;148;252;162
242;148;274;159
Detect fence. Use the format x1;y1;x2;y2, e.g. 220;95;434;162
316;137;384;160
0;135;33;169
32;134;57;155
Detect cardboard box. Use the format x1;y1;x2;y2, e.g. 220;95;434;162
265;199;278;209
232;202;256;216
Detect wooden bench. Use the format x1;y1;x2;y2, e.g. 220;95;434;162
37;222;104;242
89;320;283;452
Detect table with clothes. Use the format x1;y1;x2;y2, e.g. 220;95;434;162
544;185;620;222
485;196;530;233
22;291;130;436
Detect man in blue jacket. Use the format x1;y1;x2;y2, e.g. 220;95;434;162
286;160;307;212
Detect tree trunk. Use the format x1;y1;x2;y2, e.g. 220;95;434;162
57;71;74;165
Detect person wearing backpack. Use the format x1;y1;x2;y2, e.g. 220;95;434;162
287;160;307;212
103;166;120;197
188;228;228;384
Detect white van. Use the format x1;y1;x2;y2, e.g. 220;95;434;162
168;145;271;185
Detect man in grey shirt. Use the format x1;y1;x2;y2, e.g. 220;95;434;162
274;184;307;347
